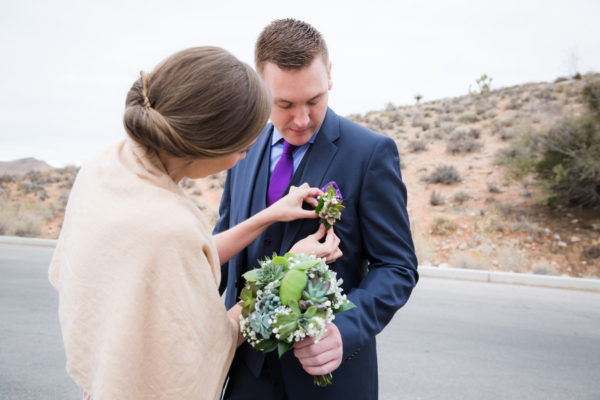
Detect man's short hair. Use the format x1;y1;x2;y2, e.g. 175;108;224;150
255;18;329;74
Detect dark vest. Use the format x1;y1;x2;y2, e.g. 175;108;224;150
236;141;313;378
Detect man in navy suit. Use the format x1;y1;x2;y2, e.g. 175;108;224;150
214;18;418;399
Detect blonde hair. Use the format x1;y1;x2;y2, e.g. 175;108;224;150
124;46;271;158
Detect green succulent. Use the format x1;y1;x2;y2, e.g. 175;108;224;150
256;263;286;284
299;277;331;311
248;310;272;340
239;282;257;318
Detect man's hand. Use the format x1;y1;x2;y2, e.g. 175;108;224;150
289;224;343;264
293;323;343;376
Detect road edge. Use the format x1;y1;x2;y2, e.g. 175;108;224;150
2;235;599;292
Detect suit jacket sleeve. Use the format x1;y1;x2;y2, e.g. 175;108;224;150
213;170;232;294
334;135;419;359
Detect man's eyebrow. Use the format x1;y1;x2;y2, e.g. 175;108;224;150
274;92;326;104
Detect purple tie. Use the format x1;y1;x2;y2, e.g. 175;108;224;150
267;140;297;206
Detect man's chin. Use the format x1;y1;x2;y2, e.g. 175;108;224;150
284;128;315;146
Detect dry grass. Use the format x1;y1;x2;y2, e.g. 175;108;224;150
0;198;57;237
450;250;492;270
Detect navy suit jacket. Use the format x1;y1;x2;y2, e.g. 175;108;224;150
214;108;418;399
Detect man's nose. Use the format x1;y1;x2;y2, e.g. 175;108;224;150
292;106;310;127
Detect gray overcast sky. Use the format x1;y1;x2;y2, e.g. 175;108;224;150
1;0;599;166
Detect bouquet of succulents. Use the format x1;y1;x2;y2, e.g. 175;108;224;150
239;252;356;386
315;181;345;229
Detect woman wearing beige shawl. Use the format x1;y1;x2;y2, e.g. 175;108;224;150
49;47;341;400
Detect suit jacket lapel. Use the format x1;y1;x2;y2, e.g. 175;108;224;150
281;108;340;251
232;125;273;225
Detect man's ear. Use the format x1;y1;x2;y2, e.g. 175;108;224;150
327;62;333;91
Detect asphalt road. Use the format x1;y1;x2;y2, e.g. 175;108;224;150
1;243;599;399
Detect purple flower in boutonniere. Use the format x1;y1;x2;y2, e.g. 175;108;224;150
315;181;345;229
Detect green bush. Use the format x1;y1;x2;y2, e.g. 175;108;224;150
534;114;600;207
497;81;600;208
582;80;600;116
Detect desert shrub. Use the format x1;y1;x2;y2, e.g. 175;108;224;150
347;113;364;123
456;113;479;124
495;245;528;273
452;190;471;204
531;261;558;275
24;170;51;185
430;129;444;140
411;116;425;128
407;139;428;153
429;190;444;206
582;80;600;116
532;113;600;207
450;250;491;270
387;111;404;125
446;128;484;154
506;99;522;110
487;182;501;193
430;215;456;235
474;204;512;234
498;129;517;141
19;181;44;195
412;229;436;265
494;146;531;171
0;198;56;237
423;165;461;185
511;215;544;239
583;245;600;259
0;174;15;185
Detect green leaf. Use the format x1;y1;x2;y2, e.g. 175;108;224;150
272;256;290;269
303;305;317;318
277;341;293;358
275;317;299;339
239;282;257;317
293;259;320;271
280;269;307;305
287;298;301;315
334;301;357;313
242;269;259;281
254;339;278;353
315;197;325;214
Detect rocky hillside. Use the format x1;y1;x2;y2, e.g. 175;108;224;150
1;73;599;278
0;158;52;175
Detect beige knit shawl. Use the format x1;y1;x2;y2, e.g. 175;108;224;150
49;138;237;400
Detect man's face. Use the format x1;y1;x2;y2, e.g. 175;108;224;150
261;57;332;147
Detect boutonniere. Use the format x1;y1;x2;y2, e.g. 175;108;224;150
315;181;345;229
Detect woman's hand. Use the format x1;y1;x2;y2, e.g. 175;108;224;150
227;303;245;347
268;183;322;222
290;224;343;264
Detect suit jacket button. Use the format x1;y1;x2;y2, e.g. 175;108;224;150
264;238;272;245
234;280;238;288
